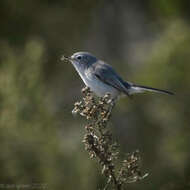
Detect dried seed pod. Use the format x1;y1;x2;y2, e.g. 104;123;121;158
72;87;147;189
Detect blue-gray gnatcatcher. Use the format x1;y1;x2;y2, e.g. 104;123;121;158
61;52;173;99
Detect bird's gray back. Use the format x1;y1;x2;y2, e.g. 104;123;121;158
89;60;131;95
90;61;123;82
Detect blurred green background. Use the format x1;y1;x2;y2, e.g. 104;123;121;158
0;0;190;189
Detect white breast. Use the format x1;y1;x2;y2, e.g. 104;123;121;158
83;70;119;98
72;62;119;98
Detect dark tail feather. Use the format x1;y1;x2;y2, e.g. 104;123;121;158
130;84;174;95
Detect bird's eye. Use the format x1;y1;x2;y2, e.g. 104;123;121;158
77;56;82;60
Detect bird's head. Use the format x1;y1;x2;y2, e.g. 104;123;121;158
61;52;97;71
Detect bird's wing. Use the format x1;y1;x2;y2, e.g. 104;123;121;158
90;61;131;96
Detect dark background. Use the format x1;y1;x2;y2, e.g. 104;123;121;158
0;0;190;189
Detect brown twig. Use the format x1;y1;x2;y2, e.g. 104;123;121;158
72;87;148;190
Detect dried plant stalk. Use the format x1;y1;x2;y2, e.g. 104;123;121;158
72;87;148;190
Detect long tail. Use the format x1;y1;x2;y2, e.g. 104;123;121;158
127;84;174;95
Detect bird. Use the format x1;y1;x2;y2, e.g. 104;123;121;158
61;52;174;99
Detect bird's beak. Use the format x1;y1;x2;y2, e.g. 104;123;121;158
60;55;72;62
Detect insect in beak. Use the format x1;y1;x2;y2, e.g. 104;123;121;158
60;55;72;62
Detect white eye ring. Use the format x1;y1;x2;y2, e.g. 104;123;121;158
77;56;82;60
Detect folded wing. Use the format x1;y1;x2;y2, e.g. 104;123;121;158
90;61;131;97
